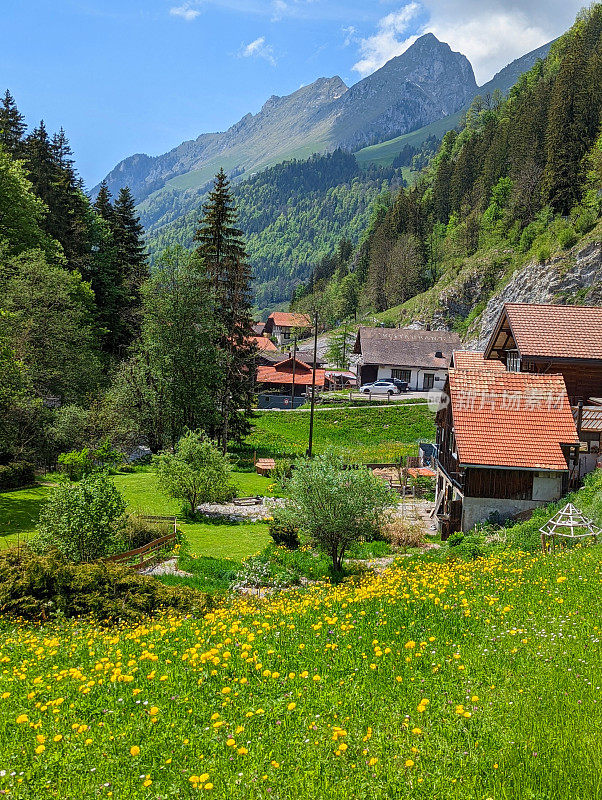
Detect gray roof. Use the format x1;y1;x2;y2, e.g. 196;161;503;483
354;327;461;369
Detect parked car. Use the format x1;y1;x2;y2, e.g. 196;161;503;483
360;380;401;395
379;378;409;392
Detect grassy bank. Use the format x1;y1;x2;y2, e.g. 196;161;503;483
0;470;272;560
236;404;435;462
1;546;601;798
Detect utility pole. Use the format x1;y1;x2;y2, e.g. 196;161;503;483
290;336;297;406
307;311;319;457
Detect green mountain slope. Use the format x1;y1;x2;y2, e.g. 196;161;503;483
148;150;403;314
294;7;602;331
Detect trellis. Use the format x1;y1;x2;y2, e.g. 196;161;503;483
539;503;601;553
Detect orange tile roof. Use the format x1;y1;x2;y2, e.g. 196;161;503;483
250;335;278;352
452;350;506;370
257;362;325;387
266;312;311;330
504;303;602;360
448;369;578;471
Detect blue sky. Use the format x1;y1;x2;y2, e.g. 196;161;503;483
1;0;583;187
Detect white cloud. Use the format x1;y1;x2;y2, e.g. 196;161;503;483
353;0;584;83
169;2;201;21
342;25;357;47
352;3;421;77
239;36;277;65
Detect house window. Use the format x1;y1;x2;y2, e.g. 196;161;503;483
282;329;291;340
392;369;411;382
506;350;521;372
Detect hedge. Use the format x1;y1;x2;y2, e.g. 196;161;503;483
0;461;35;490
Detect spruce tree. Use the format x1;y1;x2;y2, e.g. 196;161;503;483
113;186;149;344
93;180;115;223
0;90;26;158
194;168;255;451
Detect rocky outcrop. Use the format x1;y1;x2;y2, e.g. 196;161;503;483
472;240;602;347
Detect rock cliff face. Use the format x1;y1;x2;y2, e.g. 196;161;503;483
472;241;602;347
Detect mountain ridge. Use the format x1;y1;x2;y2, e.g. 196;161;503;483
94;34;476;204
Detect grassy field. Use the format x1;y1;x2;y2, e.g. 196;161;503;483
237;405;435;462
1;546;601;798
0;470;271;560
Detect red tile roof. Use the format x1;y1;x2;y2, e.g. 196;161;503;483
257;357;325;387
250;335;278;352
503;303;602;360
448;369;578;471
265;312;311;332
452;350;506;370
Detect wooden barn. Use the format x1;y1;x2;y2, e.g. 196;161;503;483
435;367;580;536
483;303;602;403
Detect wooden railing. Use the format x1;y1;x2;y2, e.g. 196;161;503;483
105;516;177;571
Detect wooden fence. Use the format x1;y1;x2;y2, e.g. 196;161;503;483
105;516;177;571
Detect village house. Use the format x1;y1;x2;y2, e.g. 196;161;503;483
483;303;602;403
434;365;580;536
263;312;312;348
354;327;461;391
250;335;278;353
256;356;325;397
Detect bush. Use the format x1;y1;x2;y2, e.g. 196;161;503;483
268;511;300;549
447;532;465;547
448;534;486;560
123;514;174;550
557;225;578;249
383;519;426;550
31;472;127;563
536;244;551;263
0;461;35;490
155;430;236;515
0;548;213;621
283;451;396;571
57;447;95;480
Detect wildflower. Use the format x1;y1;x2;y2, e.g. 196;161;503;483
35;745;45;754
271;761;280;768
130;746;140;757
16;715;28;724
368;757;378;767
237;747;248;755
287;702;296;711
412;728;422;735
405;759;415;767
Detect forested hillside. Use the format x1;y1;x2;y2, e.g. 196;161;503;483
295;6;602;328
148;150;404;312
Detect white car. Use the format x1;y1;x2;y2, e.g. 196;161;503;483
360;380;401;395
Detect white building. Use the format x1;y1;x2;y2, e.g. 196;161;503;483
263;312;312;349
353;327;461;391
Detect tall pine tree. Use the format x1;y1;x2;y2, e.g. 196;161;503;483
0;90;26;158
194;169;255;451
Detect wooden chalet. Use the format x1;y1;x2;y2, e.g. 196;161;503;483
256;357;325;396
435;367;580;536
484;303;602;403
263;312;312;348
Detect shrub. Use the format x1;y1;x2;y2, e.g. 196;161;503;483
31;472;127;563
272;458;293;491
57;447;95;480
0;461;35;490
283;451;396;571
383;519;426;550
557;224;578;249
448;534;486;560
447;532;465;547
155;430;235;515
536;244;551;263
268;510;300;549
0;548;212;621
123;514;174;550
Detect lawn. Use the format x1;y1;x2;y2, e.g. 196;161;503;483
1;546;602;798
236;404;436;463
0;470;272;560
